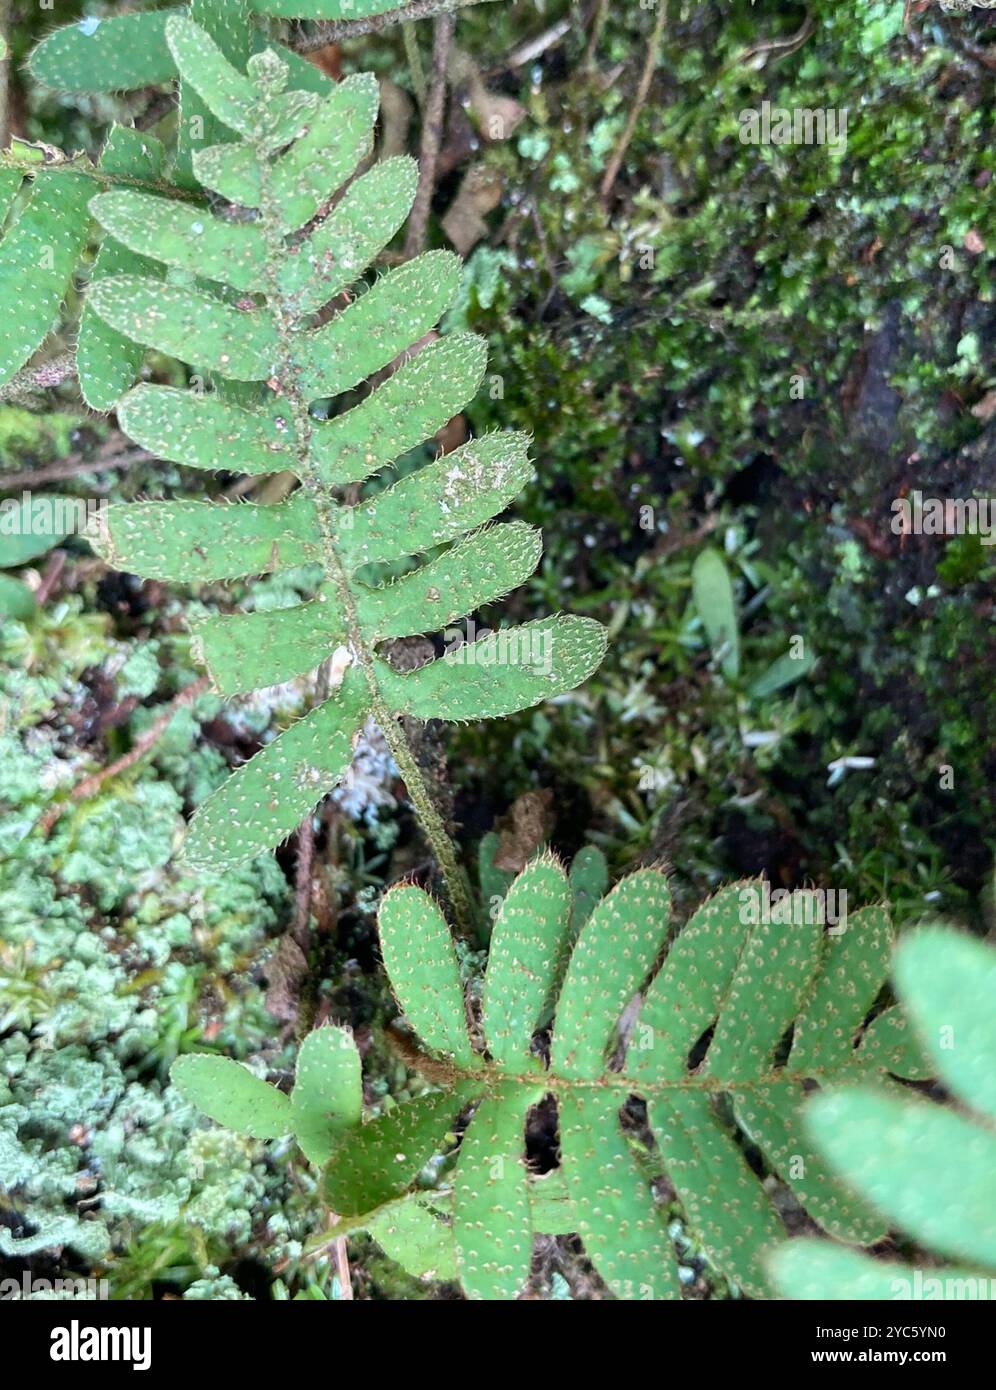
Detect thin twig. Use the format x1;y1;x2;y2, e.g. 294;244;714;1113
34;550;66;605
333;1237;353;1300
0;441;153;490
294;0;490;47
584;0;609;68
0;0;11;152
37;678;210;836
292;817;316;947
600;0;668;202
403;12;455;260
402;21;427;108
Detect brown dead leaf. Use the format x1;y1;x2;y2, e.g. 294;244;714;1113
971;389;996;423
470;90;526;142
441;165;502;256
264;933;309;1024
493;789;555;872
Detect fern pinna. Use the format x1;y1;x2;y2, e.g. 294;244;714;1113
347;866;929;1299
80;18;605;912
174;863;929;1300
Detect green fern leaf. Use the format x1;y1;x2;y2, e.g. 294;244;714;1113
276;157;419;316
312;333;489;486
894;926;996;1118
691;546;740;681
28;11;184;92
83;16;604;874
481;852;571;1068
356;524;542;642
560;1088;681;1300
316;867;932;1300
191;593;345;695
378;885;478;1068
77;127;167;412
90;188;267;292
770;928;996;1298
0;170;92;388
171;1053;292;1138
807;1088;996;1268
182;665;368;870
325;1087;483;1218
118;384;295;476
265;72;379;228
376;616;608;721
453;1085;540;1300
290;1025;363;1167
91;494;320;583
87;275;280;379
551;867;671;1079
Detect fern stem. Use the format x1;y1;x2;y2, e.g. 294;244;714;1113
254;145;475;938
366;700;476;932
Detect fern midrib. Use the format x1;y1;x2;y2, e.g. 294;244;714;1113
0;152;205;201
395;1050;889;1096
253;143;474;933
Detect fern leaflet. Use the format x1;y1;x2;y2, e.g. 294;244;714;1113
81;18;605;903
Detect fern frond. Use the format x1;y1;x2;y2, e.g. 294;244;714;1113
770;927;996;1300
82;17;605;876
317;868;931;1300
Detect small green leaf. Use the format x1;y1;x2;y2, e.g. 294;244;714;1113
182;669;369;871
378;885;477;1067
649;1091;784;1298
192;592;344;695
732;1077;886;1245
894;928;996;1120
269;73;379;231
193;142;262;207
118;385;296;476
453;1086;538;1300
91;493;320;583
559;1089;680;1300
291;1025;363;1167
481;852;571;1068
568;846;609;936
376;615;608;723
277;157;417;316
552;868;671;1080
356;523;542;642
87;275;280;381
366;1194;457;1283
704;894;823;1083
768;1242;994;1302
806;1087;996;1269
90;189;266;293
311;333;488;487
326;1087;480;1217
166;15;258;138
297;252;462;400
691;547;740;681
171;1054;291;1138
0;171;92;388
29;11;183;92
789;905;893;1071
628;880;753;1083
0;493;71;567
339;431;535;568
0;574;36;620
749;645;816;700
